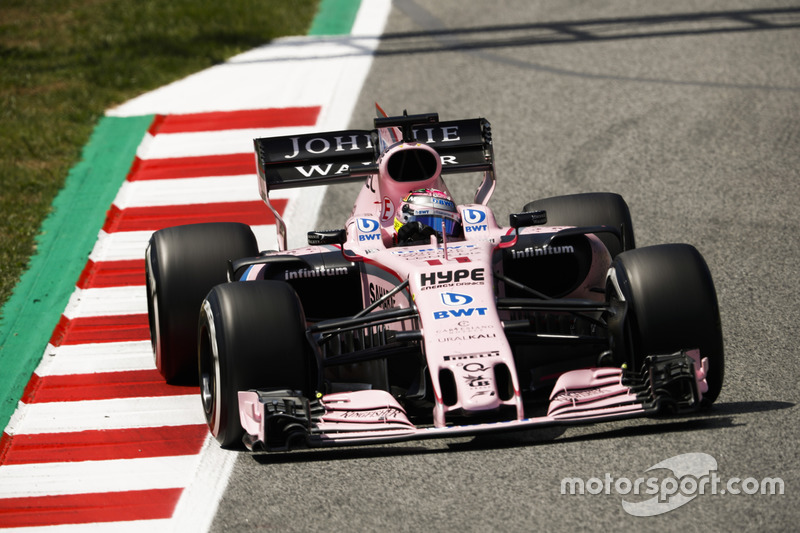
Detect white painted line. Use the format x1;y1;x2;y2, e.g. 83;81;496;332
87;224;281;262
37;341;154;376
108;39;380;117
170;435;239;532
0;455;200;498
89;230;154;262
63;286;146;319
113;176;261;209
6;395;204;435
141;126;316;159
106;0;391;118
112;176;301;209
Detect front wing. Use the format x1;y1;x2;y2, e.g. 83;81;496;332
237;350;709;452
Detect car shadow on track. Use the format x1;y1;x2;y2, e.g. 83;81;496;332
455;400;795;451
248;400;793;464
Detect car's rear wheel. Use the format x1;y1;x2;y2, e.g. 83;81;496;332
608;244;724;406
523;192;635;258
146;222;258;383
198;281;313;448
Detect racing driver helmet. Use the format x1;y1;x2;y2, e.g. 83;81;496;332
394;188;461;241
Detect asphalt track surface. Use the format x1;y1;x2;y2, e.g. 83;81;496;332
212;1;799;531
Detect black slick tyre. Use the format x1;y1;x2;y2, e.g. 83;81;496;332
523;192;635;257
198;281;312;448
609;244;724;406
145;222;258;383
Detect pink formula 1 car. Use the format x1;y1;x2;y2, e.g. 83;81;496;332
145;110;724;450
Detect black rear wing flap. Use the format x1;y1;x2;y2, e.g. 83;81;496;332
253;116;496;250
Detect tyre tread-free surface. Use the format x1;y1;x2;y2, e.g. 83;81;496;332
146;222;258;383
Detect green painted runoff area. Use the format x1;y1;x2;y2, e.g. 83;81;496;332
309;0;362;35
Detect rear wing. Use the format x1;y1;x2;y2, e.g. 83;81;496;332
254;114;496;249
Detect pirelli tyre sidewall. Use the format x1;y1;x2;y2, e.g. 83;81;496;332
610;244;724;406
523;192;635;258
146;222;258;384
198;280;312;448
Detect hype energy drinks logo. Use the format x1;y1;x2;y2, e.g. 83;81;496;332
560;453;784;516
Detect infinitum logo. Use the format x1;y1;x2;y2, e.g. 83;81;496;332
560;453;784;516
511;244;574;259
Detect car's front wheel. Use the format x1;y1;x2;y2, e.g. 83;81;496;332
608;244;724;406
198;281;313;448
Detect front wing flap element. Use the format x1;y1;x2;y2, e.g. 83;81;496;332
238;350;708;451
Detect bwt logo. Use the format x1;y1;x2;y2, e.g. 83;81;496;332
357;218;380;233
432;198;455;209
357;218;381;241
434;307;488;320
463;208;487;232
462;208;486;225
440;292;473;306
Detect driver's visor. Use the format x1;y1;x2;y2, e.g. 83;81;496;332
412;215;459;236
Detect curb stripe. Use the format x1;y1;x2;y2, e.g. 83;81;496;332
62;287;146;320
21;370;197;404
134;128;305;159
77;260;144;289
102;200;284;232
1;455;197;498
101;201;279;232
51;314;149;346
8;396;204;435
128;153;255;181
154;106;321;134
36;342;153;376
114;176;263;209
88;227;279;263
0;488;183;528
1;425;208;466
